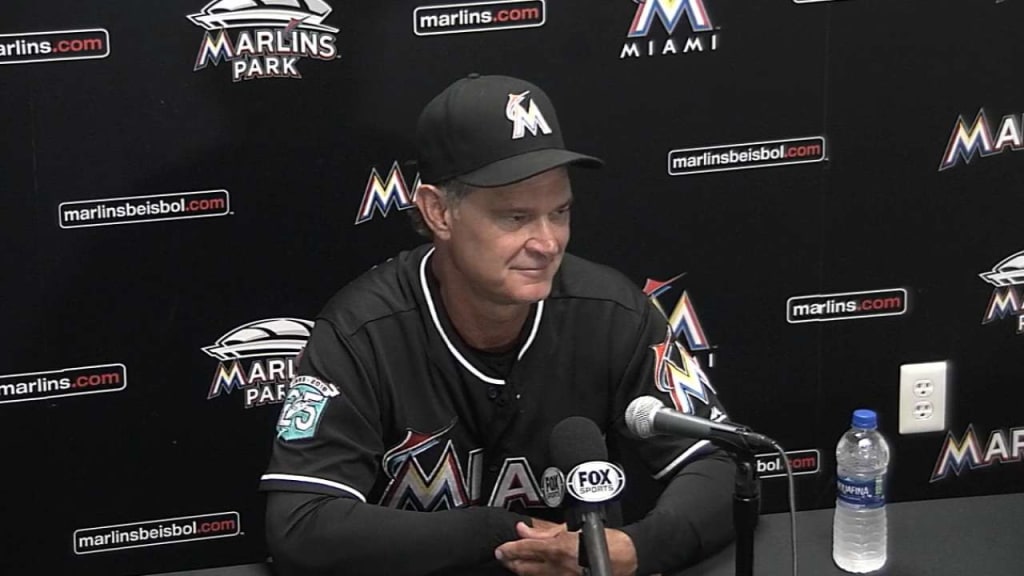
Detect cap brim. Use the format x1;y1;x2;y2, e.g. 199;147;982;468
457;149;604;188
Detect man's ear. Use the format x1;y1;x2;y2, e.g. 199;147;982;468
414;184;453;240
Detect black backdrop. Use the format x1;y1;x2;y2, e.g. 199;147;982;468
3;1;1023;574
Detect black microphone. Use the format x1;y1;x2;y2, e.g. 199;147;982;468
549;416;624;576
625;396;776;451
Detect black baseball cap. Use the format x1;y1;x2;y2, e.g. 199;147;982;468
416;74;603;187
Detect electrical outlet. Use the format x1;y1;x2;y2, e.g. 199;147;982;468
913;380;934;397
912;401;933;419
899;361;948;434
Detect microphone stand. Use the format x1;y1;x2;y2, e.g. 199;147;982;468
732;452;761;576
569;504;613;576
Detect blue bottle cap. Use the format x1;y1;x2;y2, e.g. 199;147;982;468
852;409;877;429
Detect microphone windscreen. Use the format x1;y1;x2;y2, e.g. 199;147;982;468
625;396;664;439
549;416;607;472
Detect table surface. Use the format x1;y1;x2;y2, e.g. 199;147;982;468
152;493;1024;576
676;492;1024;576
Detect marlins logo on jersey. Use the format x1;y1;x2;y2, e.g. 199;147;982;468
651;327;714;415
506;91;553;140
379;420;549;512
380;420;479;511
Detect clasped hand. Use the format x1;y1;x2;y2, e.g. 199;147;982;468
494;519;638;576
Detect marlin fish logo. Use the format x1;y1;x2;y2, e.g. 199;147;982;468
285;17;308;32
650;327;714;414
383;419;458;479
506;91;553;140
644;274;710;352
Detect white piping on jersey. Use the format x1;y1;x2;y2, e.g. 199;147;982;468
653;439;712;481
419;247;545;386
517;302;543;361
260;473;367;502
652;410;728;479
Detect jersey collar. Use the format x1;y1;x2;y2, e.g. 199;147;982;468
419;247;544;386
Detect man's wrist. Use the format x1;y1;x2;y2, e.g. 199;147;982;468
607;528;639;576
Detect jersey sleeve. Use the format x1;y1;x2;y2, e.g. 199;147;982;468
261;320;531;575
611;298;729;480
604;296;737;574
260;318;384;501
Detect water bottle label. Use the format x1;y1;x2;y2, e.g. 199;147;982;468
837;474;886;508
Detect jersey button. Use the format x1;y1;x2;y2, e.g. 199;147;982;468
487;387;499;400
488;463;499;473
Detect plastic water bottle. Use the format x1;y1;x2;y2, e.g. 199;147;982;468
832;409;890;573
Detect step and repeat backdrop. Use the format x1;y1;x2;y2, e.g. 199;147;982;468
2;0;1022;574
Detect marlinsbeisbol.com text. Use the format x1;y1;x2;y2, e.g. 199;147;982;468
59;190;230;228
668;136;826;175
74;512;240;554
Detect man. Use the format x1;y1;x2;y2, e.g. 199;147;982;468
262;74;734;575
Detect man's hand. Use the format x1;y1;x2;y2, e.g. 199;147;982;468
495;520;638;576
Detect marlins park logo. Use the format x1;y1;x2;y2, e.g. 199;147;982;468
203;318;314;408
188;0;340;81
620;0;719;60
980;250;1024;334
939;108;1023;170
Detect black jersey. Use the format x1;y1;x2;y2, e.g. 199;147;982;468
261;244;726;520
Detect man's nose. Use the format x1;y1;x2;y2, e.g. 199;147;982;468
525;219;561;255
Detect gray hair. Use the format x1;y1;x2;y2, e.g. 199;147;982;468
408;179;473;238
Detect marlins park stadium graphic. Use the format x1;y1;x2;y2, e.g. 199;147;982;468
188;0;340;81
203;318;314;408
980;250;1024;334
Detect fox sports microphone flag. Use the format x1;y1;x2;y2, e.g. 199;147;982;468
549;416;623;576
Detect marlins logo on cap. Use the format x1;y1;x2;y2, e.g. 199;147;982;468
506;91;553;140
416;73;603;187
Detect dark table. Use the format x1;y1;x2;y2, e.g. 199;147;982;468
156;493;1024;576
677;493;1024;576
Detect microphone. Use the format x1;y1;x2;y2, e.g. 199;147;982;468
625;396;776;451
549;416;624;576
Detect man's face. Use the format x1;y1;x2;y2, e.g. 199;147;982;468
444;167;572;306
